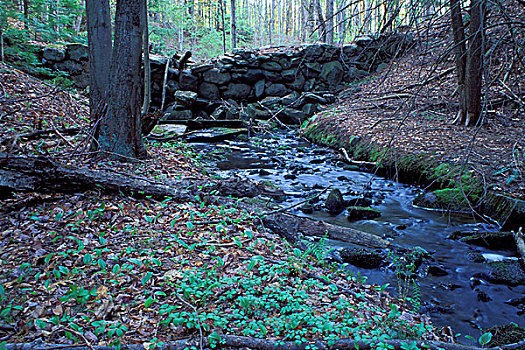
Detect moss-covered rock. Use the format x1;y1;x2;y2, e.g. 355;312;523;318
487;260;525;285
325;188;345;214
347;206;381;221
448;230;516;251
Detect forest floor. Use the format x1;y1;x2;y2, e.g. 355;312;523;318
308;0;525;200
0;64;456;349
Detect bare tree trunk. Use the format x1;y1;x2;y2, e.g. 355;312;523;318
450;0;467;124
98;0;147;160
314;0;326;42
326;0;334;44
86;0;112;152
219;0;226;52
464;0;484;126
337;0;346;45
380;0;402;34
231;0;237;48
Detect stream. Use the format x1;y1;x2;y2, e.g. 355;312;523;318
192;128;525;341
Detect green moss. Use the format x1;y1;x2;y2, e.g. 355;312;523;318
350;206;381;213
433;188;480;206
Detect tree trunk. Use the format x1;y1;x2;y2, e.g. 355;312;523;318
231;0;237;48
450;0;467;122
98;0;147;160
22;0;29;30
326;0;334;44
314;0;326;42
464;0;484;126
337;1;345;45
380;1;401;34
219;0;226;53
141;0;151;117
86;0;112;152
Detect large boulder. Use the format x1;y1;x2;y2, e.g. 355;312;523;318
320;61;344;89
66;43;89;61
347;206;381;221
223;83;251;99
254;80;265;98
486;260;525;285
198;82;220;100
288;72;306;91
342;43;359;57
276;108;308;124
43;46;65;62
179;71;199;91
304;62;322;78
232;69;264;83
265;83;289;97
261;61;283;72
203;68;231;85
174;90;198;107
164;109;193;120
339;247;385;268
55;60;83;75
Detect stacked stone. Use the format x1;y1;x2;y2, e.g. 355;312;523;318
41;44;90;88
39;33;412;124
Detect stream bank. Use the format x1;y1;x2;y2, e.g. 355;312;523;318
191;126;525;343
301;116;525;231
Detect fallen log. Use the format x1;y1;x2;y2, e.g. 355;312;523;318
0;152;272;201
261;211;389;249
0;152;388;249
5;335;521;350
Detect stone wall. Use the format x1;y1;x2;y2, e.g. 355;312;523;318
152;33;412;123
40;44;90;89
40;33;412;124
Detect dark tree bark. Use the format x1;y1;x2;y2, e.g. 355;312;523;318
85;0;112;151
22;0;29;30
141;0;151;117
464;0;484;126
231;0;237;48
451;0;485;126
98;0;147;160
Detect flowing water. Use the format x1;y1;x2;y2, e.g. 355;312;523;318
193;129;524;340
